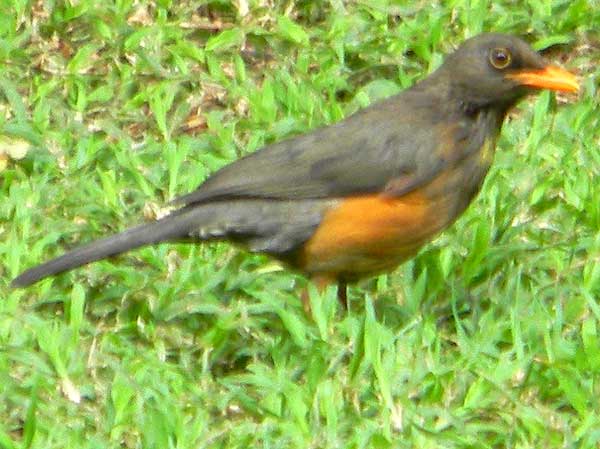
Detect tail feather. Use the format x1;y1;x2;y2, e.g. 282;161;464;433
11;198;327;288
11;207;209;288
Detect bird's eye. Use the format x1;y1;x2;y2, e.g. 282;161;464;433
489;47;512;69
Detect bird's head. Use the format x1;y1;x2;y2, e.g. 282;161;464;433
437;33;578;112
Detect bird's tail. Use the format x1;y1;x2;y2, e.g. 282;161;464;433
11;207;210;288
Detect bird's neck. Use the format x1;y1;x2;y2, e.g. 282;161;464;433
411;71;511;126
458;99;510;128
460;91;513;118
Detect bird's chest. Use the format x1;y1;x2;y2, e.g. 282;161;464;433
416;121;499;234
459;134;497;197
441;112;500;207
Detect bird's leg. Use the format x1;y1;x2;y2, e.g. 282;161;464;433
337;279;348;310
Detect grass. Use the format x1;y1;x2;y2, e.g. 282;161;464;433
1;1;599;448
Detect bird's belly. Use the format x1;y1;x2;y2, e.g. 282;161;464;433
299;190;456;278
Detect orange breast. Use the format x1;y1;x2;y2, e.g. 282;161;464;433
300;190;452;278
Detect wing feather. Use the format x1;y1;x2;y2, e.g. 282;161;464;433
175;90;459;206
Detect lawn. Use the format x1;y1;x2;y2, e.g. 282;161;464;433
1;1;599;448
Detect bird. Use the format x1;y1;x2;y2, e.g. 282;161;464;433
11;33;578;310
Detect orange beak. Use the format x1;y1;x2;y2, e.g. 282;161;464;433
506;66;579;93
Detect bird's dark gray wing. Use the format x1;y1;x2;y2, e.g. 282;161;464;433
175;91;457;206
